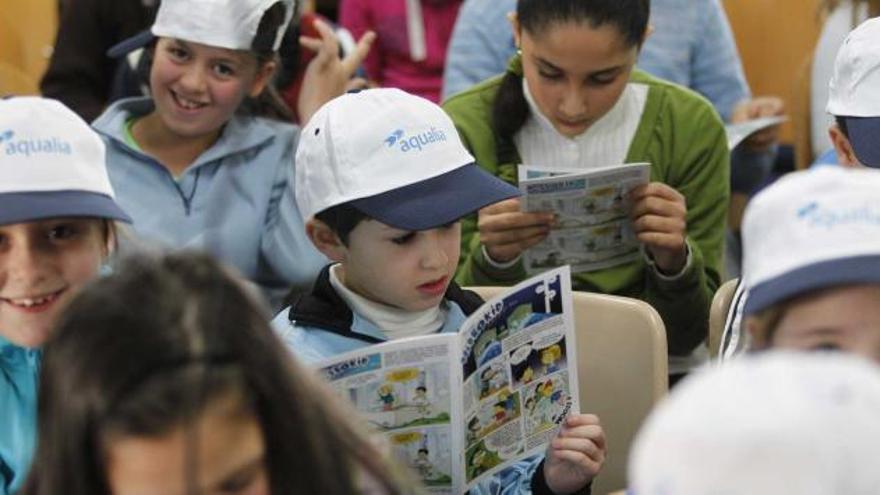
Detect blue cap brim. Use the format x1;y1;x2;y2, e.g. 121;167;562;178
350;164;521;231
842;116;880;168
0;191;132;225
743;255;880;316
107;29;155;58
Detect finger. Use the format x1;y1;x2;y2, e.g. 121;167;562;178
557;425;606;448
479;210;555;233
636;231;687;250
551;437;603;460
340;30;377;75
548;449;603;474
480;225;550;247
308;18;340;63
485;232;548;262
632;214;686;236
627;182;685;204
480;198;522;215
629;196;687;221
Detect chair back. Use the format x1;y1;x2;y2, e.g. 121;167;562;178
709;279;739;358
467;287;668;494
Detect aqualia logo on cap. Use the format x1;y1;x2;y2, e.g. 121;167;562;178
2;129;73;157
797;200;880;230
384;127;448;153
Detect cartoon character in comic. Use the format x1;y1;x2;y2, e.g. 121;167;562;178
377;384;396;411
517;364;535;385
540;344;563;374
492;403;507;424
533;380;556;426
413;448;434;479
412;385;430;415
470;449;490;478
467;416;482;445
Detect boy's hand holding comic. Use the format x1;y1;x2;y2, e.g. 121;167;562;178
628;183;688;275
543;414;606;494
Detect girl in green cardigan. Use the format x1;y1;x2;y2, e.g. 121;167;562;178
444;0;730;378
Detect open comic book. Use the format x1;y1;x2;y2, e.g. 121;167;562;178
725;115;787;150
316;267;577;494
518;163;651;275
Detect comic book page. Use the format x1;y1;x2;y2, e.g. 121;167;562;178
457;267;578;492
518;163;650;275
725;115;787;150
316;335;464;494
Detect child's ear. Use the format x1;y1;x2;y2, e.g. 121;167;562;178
248;59;277;98
829;124;862;167
306;218;347;262
745;317;769;351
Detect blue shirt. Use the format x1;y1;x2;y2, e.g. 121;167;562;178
92;98;327;309
0;336;40;495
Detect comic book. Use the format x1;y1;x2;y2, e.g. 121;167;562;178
315;267;578;494
517;163;651;275
725;115;787;150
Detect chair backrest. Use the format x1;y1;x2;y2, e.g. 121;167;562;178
709;279;739;359
0;62;39;96
467;287;668;494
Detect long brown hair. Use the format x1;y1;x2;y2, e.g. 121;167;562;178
22;252;419;495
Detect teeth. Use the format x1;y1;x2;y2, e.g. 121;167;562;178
8;294;54;307
174;92;205;110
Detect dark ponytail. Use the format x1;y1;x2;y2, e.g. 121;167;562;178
242;1;296;120
491;0;650;141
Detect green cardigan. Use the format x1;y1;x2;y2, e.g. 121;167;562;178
443;59;729;356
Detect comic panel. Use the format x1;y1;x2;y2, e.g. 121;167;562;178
390;428;454;491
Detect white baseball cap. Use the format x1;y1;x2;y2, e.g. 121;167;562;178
630;351;880;495
0;97;130;225
826;17;880;167
108;0;295;57
295;88;520;230
740;167;880;316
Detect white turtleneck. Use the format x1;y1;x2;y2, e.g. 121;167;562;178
515;77;648;169
328;264;448;340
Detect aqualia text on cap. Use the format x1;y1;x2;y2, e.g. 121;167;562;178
0;97;130;225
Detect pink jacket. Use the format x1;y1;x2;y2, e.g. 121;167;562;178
340;0;462;103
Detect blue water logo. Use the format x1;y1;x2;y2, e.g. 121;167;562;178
2;129;72;157
384;127;448;153
384;129;405;147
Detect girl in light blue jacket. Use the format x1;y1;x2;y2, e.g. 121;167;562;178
0;97;130;495
91;0;371;308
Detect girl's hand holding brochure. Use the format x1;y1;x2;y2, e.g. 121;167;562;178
544;414;606;494
478;198;554;263
628;182;688;275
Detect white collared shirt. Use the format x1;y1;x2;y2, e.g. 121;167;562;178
515;78;649;169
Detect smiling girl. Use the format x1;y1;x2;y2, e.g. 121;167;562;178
444;0;730;379
0;97;130;495
91;0;364;308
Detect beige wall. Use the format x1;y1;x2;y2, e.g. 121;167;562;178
724;0;823;146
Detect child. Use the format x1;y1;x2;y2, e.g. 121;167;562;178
720;17;880;359
442;0;729;380
739;167;880;363
91;0;329;308
630;352;880;494
0;97;131;495
22;252;418;495
274;88;606;494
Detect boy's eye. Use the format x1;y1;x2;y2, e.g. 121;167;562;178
391;232;416;245
538;69;563;81
440;221;460;230
588;72;619;86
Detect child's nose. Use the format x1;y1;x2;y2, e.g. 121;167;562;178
179;65;208;93
5;245;46;286
420;232;449;269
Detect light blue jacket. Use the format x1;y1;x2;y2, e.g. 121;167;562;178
92;98;327;308
0;336;40;495
271;270;565;495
